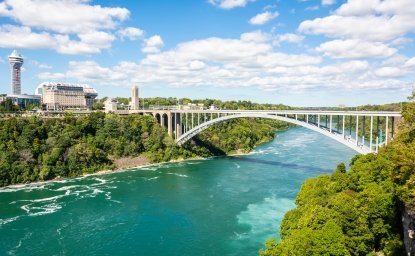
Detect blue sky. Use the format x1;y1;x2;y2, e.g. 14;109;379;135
0;0;414;107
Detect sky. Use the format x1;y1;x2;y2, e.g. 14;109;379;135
0;0;414;107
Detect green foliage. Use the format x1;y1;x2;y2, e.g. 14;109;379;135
261;101;415;256
0;112;287;187
140;97;292;110
0;99;20;112
0;113;178;186
261;220;350;256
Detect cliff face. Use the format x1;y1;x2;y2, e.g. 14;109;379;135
402;206;415;256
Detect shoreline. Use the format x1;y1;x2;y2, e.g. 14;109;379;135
0;130;282;191
0;153;254;192
0;156;203;191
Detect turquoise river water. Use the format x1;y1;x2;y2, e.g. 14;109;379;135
0;127;356;256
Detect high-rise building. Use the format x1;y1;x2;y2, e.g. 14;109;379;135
35;82;98;111
130;85;139;110
9;50;24;95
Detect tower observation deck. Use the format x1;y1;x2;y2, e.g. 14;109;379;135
9;50;24;95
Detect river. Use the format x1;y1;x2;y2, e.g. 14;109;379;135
0;127;356;255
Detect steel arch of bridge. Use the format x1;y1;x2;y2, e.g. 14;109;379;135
175;112;396;154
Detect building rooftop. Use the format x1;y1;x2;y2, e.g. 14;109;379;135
7;94;41;99
35;82;97;95
9;50;23;59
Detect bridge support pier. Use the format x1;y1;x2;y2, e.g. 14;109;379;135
342;115;345;137
356;116;359;146
329;115;332;133
176;113;182;139
386;116;389;145
370;116;373;153
168;112;173;136
161;114;165;128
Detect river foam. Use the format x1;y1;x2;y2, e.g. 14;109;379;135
236;196;296;242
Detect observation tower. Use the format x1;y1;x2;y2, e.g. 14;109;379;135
9;50;24;95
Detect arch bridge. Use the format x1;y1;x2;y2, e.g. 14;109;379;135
122;109;401;154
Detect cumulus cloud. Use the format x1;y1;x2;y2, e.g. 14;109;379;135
316;39;397;59
118;27;144;40
249;11;279;25
404;57;415;68
240;31;271;43
0;25;55;49
37;72;66;80
0;0;129;34
374;67;406;78
142;35;164;54
38;32;413;93
208;0;253;9
273;33;304;45
299;0;415;42
0;0;131;54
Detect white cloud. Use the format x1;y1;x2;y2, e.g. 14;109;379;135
189;60;206;70
0;25;115;54
208;0;252;9
142;37;271;64
142;35;164;54
78;31;115;49
335;0;379;16
374;67;406;77
0;0;132;54
322;0;336;6
404;57;415;68
299;0;415;42
37;72;65;80
0;25;56;49
30;60;52;69
55;34;102;54
118;27;144;40
0;0;129;34
316;39;397;59
38;32;413;93
249;11;279;25
273;33;304;45
240;31;271;43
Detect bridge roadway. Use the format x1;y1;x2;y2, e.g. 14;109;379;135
115;109;401;154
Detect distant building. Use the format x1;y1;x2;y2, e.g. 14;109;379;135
0;94;41;109
35;82;98;111
0;94;7;104
104;98;118;113
9;50;24;95
6;94;41;109
179;103;204;110
130;86;140;110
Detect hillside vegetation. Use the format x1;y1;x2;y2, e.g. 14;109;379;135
0;112;289;187
261;100;415;255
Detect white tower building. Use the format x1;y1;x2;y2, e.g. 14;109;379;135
130;85;139;110
9;50;24;95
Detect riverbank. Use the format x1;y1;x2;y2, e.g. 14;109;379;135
0;142;262;191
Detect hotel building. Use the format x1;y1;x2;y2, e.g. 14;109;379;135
35;82;98;111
